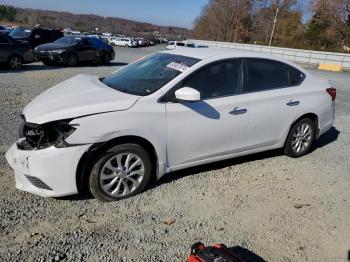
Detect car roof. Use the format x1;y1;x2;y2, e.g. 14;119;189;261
163;47;293;64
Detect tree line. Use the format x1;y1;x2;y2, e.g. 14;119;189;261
0;5;190;39
193;0;350;52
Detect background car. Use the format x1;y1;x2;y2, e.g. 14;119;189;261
0;25;12;35
166;41;186;50
9;26;63;48
110;37;137;47
34;36;115;66
0;32;34;69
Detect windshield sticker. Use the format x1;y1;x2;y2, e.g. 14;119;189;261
166;62;190;72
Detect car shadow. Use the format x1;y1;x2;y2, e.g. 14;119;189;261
182;101;220;119
58;127;339;202
0;61;128;73
313;126;340;150
150;126;340;190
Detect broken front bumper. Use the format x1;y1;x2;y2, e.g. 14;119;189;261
5;139;90;197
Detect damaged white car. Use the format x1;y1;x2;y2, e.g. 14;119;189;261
6;48;336;201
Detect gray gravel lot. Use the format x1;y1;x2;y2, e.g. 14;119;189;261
0;46;349;261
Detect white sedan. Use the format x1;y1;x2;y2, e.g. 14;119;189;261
6;48;336;201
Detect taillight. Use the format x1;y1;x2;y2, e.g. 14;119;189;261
326;87;336;101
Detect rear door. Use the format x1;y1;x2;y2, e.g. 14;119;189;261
166;59;249;168
244;58;306;149
76;38;97;61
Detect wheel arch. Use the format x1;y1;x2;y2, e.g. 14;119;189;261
293;112;319;133
283;112;319;147
7;53;24;63
76;135;159;194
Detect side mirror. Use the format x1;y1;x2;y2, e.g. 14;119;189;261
175;87;200;102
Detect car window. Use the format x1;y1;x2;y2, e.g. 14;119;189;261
9;27;32;38
245;58;303;92
177;43;185;47
286;65;305;86
82;38;95;46
182;60;243;100
0;34;10;44
91;38;107;48
186;43;195;48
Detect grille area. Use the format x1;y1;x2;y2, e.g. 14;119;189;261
24;175;53;190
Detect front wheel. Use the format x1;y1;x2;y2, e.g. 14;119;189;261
89;144;152;202
284;118;316;158
66;54;78;67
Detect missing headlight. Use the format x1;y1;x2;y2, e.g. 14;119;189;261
20;119;76;149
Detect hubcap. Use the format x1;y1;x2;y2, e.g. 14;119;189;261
292;123;312;153
10;57;21;69
99;153;145;197
69;56;76;66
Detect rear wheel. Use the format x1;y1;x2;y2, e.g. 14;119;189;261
66;54;78;67
89;144;152;202
8;55;22;70
101;54;111;65
284;118;316;158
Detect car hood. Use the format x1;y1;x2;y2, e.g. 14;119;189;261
23;74;141;124
35;43;74;51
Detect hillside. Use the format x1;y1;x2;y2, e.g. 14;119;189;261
0;5;191;39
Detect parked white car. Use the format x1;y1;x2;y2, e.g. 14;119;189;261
6;48;336;201
110;38;137;47
166;41;186;50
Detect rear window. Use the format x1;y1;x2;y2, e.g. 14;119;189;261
9;27;32;38
245;58;305;92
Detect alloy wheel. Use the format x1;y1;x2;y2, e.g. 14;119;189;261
9;56;22;69
291;123;312;153
99;153;145;197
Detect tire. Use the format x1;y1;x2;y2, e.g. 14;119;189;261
284;118;316;158
101;54;111;65
66;53;78;67
7;55;22;70
89;143;152;202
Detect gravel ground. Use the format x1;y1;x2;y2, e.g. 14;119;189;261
0;46;349;262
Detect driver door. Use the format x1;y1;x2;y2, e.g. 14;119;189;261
165;59;249;168
77;38;97;61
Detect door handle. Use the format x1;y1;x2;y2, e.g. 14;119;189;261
286;100;300;106
229;107;247;115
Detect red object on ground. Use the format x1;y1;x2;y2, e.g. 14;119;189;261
188;242;245;262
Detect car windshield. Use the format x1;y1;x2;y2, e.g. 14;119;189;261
54;36;81;45
102;53;200;96
9;27;32;38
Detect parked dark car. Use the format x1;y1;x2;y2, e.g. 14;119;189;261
8;26;63;48
0;33;34;69
34;36;115;66
0;25;11;35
